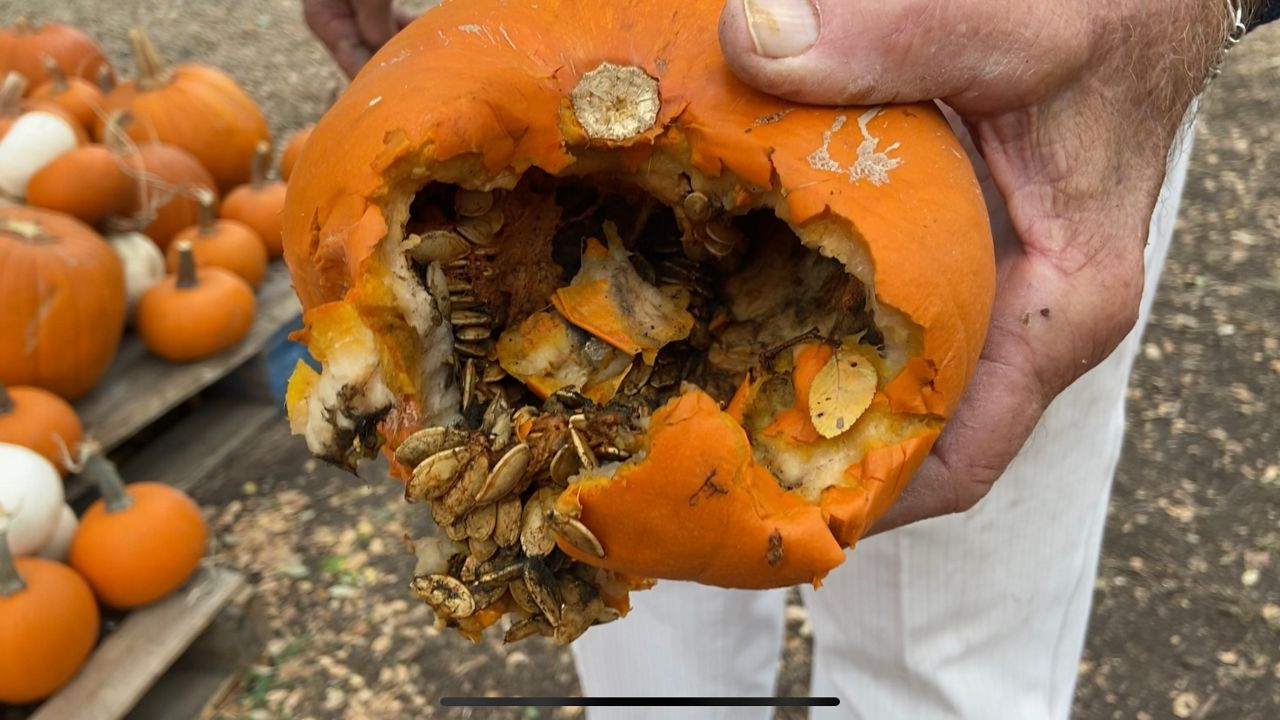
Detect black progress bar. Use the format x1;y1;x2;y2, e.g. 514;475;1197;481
442;697;839;707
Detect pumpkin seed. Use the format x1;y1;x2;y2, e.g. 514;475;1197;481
520;487;558;557
703;215;742;257
476;442;531;503
437;452;490;519
457;210;504;245
808;347;878;439
569;428;598;471
404;229;470;264
619;358;653;395
508;578;539;614
447;278;473;294
445;519;469;542
454;189;494;217
406;446;471;502
468;535;499;563
549;445;580;486
484;364;510;384
459;554;479;582
554;576;602;644
461;359;477;412
504;616;552;644
412;575;476;618
395;427;470;468
595;607;623;625
682;191;712;223
450;310;491;327
475;558;525;587
456;325;492;342
494;495;523;547
468;580;507;609
465;502;497;540
522;559;562;626
554;515;606;559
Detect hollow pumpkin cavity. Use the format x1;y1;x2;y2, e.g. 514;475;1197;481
289;158;939;643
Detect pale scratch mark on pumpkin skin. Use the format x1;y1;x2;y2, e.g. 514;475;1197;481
498;25;517;50
805;107;903;186
25;277;57;357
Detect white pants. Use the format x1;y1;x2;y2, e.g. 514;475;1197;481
570;126;1195;720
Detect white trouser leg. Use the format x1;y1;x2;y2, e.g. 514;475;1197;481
571;582;789;720
801;124;1194;720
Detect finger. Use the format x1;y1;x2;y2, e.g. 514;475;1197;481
352;0;399;49
718;0;1089;110
304;0;375;77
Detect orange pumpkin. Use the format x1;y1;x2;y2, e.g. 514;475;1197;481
0;383;82;475
26;142;139;225
0;516;99;704
221;140;286;258
0;18;112;93
0;206;126;400
280;0;994;639
131;140;218;250
30;55;103;132
97;29;268;193
167;189;267;287
68;448;207;609
279;124;313;183
139;240;256;362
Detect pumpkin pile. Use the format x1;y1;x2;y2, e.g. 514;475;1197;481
0;437;207;704
0;17;319;397
281;0;995;644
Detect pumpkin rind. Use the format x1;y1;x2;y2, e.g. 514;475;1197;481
0;557;99;704
131;142;218;250
0;384;83;475
0;206;126;399
0;19;112;93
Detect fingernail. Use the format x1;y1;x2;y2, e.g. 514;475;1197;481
742;0;819;58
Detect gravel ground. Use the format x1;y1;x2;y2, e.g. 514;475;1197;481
5;2;1276;718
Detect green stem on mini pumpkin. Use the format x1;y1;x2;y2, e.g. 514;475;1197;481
0;517;26;597
195;188;217;235
40;55;69;93
0;72;27;117
250;140;271;190
129;28;173;92
98;64;115;94
175;240;198;289
81;448;135;513
0;382;13;415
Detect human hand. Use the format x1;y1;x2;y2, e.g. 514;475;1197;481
303;0;416;77
718;0;1237;531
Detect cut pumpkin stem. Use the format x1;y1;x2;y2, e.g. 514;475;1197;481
0;72;28;116
97;64;115;93
0;516;26;597
250;140;270;189
174;240;198;289
0;382;13;414
79;445;135;513
40;55;69;92
194;188;218;235
129;28;173;91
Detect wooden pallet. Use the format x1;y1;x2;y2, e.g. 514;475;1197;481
4;261;301;720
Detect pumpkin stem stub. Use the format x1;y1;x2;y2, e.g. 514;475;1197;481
570;63;661;143
195;188;218;235
250;140;271;189
82;450;136;514
0;382;12;415
0;72;28;117
98;64;115;93
129;28;173;91
41;55;69;92
0;515;26;597
175;240;198;288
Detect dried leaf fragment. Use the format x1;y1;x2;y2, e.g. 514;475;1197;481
808;347;877;439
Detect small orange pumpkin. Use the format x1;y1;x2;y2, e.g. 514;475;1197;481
221;140;286;258
0;70;87;143
0;18;112;93
30;55;102;132
0;206;125;399
167;189;267;287
26;142;139;225
0;383;82;475
0;515;100;704
131;140;218;250
97;29;268;192
138;240;256;362
279;124;313;183
68;447;207;609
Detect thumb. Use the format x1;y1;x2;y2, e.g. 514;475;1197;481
718;0;1086;110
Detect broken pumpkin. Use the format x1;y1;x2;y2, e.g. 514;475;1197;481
280;0;995;643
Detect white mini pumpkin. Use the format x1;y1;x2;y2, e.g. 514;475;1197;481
108;231;167;320
0;443;65;555
0;110;79;198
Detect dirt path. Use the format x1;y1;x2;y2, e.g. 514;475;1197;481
13;1;1278;718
